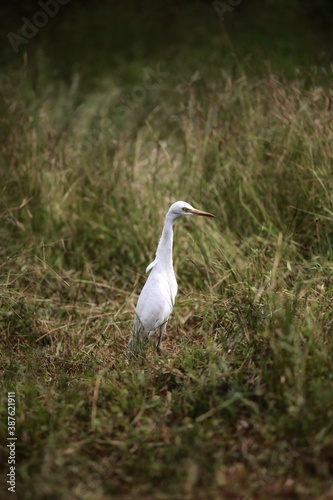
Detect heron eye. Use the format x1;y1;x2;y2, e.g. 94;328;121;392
182;207;189;212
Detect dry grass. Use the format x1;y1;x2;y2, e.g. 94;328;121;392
1;55;333;498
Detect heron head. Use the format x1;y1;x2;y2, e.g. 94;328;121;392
168;201;215;220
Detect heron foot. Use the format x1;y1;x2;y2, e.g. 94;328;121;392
156;345;162;355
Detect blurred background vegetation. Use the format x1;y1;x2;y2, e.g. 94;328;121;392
1;1;333;498
1;0;333;78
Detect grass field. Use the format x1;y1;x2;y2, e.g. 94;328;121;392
1;13;333;497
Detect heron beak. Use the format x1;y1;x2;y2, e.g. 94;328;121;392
188;208;215;218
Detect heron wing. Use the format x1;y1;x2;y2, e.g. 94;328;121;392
146;259;157;273
135;269;176;335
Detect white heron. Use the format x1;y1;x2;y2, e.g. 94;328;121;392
128;201;215;355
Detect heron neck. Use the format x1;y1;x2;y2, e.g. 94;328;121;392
155;214;174;268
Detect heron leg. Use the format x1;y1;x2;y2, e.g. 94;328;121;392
156;322;167;354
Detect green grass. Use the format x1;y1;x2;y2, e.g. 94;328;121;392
1;42;333;498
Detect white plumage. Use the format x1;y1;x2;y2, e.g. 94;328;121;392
128;201;215;355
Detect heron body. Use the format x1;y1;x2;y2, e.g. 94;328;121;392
128;201;214;354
